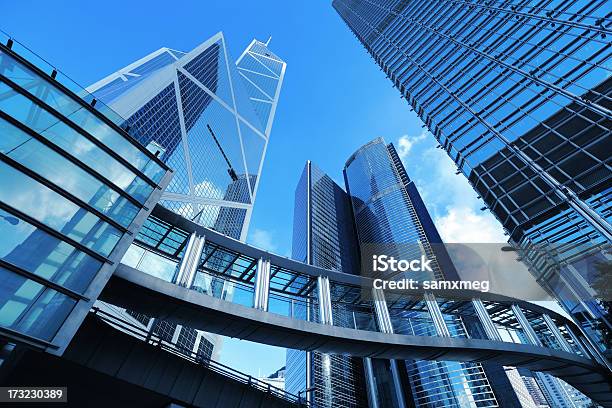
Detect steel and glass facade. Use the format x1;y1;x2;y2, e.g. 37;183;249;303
88;34;286;241
287;161;367;408
0;37;170;353
344;138;459;282
87;34;286;362
333;0;611;362
345;138;508;407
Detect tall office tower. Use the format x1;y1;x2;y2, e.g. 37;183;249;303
87;34;285;364
333;0;611;361
504;368;543;408
0;41;169;353
344;138;521;407
287;161;368;408
534;371;597;408
88;33;285;241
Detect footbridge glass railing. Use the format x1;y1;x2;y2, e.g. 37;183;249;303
118;208;611;374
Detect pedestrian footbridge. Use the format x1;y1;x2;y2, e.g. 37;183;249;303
99;206;612;406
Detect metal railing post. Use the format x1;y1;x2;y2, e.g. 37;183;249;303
363;358;380;408
175;232;205;288
317;276;333;325
371;288;393;334
370;288;406;408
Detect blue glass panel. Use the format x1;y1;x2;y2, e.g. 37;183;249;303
0;118;139;227
0;51;164;183
0;208;101;293
0;161;121;257
0;266;76;341
0;83;153;203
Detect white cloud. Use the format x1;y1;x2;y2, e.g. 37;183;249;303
396;132;426;160
435;207;507;243
395;135;507;243
248;228;278;252
193;180;226;200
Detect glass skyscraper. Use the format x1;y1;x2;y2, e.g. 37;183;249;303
87;33;286;364
0;38;170;353
287;161;368;408
288;142;546;407
88;33;286;241
344;138;506;407
333;0;611;363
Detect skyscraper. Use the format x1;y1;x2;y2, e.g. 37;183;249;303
333;0;611;362
87;33;286;365
287;161;368;408
345;137;510;407
88;33;286;241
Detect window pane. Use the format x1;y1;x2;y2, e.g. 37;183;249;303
0;50;164;183
0;208;102;293
16;287;76;340
0;266;76;341
0;269;42;328
0;83;153;203
0;161;121;257
0;118;140;227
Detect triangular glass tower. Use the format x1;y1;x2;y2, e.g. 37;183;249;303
87;33;286;241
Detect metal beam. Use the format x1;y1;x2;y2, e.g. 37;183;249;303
317;276;333;325
511;304;542;346
253;258;271;311
372;288;394;334
424;292;450;337
542;314;573;353
472;299;502;342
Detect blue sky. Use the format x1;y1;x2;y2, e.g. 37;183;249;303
3;0;507;377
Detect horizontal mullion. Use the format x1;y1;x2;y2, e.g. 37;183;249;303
0;75;159;189
0;326;57;350
0;43;170;172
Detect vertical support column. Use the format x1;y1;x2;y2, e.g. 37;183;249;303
542;314;572;353
370;288;406;408
472;299;502;342
253;258;271;311
511;305;542;346
363;358;380;408
317;276;333;325
424;292;450;337
175;233;205;288
372;288;394;333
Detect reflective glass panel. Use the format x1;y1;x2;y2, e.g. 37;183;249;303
0;161;121;257
0;208;101;293
0;118;140;227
